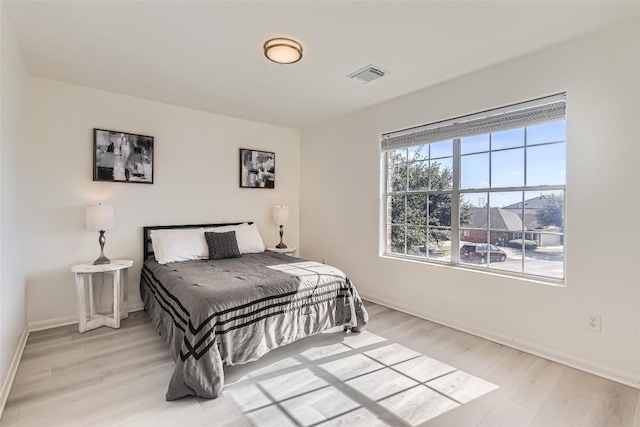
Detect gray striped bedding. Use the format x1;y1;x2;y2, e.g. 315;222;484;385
140;252;368;400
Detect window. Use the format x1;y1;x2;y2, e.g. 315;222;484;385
382;94;566;281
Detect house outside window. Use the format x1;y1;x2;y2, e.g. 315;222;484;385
382;94;566;282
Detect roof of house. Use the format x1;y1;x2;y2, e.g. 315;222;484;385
503;195;548;210
522;213;541;230
467;206;544;231
467;207;524;231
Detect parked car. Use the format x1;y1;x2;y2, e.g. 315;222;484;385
460;243;507;264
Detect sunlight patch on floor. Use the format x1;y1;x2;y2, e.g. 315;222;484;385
223;332;499;426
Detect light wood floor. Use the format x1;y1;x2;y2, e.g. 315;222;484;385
1;301;639;427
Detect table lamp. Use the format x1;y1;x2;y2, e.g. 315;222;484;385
86;203;115;265
272;206;289;249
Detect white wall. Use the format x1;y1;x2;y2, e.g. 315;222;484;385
0;2;28;412
300;20;640;386
25;78;300;325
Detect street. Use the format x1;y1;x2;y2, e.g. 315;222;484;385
415;243;564;279
474;246;564;279
481;256;564;279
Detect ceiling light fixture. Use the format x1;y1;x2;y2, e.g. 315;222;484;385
264;38;303;64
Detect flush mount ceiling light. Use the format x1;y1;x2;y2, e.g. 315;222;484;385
263;38;303;64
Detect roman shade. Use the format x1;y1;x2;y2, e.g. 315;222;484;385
381;93;566;151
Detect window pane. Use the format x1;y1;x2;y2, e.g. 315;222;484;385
390;164;407;192
488;191;523;231
408;145;428;161
406;226;427;257
524;190;564;229
430;140;453;158
429;158;453;190
389;225;406;254
527;143;566;186
390;148;407;163
429;194;452;227
387;151;405;192
488;230;522;273
487;192;524;270
491;148;524;188
428;227;451;262
460;193;484;229
461;134;489;154
460;192;488;266
527;120;566;145
388;196;405;224
523;231;564;279
461;153;489;189
522;190;564;279
490;191;523;210
491;128;524;150
407;160;429;191
406;195;427;225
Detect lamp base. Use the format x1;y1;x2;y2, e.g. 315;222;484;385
94;230;111;264
276;225;287;249
93;254;111;265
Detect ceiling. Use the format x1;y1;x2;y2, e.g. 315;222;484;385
5;1;639;129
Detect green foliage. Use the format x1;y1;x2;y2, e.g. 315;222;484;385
507;239;538;250
388;146;471;254
536;194;564;228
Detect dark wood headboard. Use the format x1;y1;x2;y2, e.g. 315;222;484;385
143;222;253;261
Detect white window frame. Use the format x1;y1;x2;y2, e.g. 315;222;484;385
381;94;566;284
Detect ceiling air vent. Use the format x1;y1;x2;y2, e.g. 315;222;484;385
348;65;388;83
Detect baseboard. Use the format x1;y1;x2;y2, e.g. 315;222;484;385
0;325;29;419
28;314;78;332
28;303;145;332
129;303;144;313
361;292;640;390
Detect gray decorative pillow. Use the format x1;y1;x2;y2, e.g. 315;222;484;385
205;231;241;260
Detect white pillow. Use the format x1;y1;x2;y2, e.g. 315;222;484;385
151;228;208;264
202;223;249;234
211;223;265;253
235;223;265;253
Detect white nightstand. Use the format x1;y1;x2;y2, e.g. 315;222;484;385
266;247;297;256
71;260;133;333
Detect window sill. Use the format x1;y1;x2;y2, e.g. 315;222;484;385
380;252;565;287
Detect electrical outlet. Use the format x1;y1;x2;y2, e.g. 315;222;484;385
586;313;601;332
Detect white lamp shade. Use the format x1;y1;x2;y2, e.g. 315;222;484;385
273;206;289;226
86;204;115;231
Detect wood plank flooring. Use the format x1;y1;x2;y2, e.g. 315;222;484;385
1;301;638;427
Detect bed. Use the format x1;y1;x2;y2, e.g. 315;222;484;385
139;222;368;400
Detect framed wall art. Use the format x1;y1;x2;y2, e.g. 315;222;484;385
93;128;154;184
239;148;275;188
